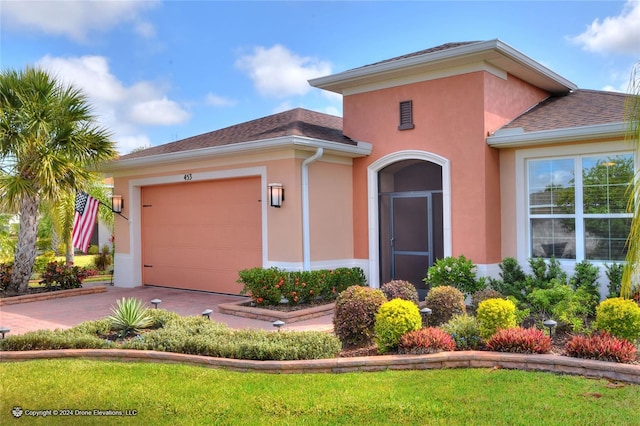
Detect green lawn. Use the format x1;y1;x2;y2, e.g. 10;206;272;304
1;360;638;425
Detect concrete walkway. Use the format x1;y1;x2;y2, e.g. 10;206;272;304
0;283;333;336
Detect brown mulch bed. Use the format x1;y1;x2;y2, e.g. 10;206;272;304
240;300;333;312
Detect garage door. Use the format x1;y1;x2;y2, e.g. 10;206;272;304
141;177;262;294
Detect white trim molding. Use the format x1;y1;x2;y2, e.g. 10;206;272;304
514;140;635;267
367;150;452;289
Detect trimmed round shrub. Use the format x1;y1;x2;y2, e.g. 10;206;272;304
485;327;551;354
471;288;504;311
333;285;387;347
477;298;517;339
398;327;455;354
593;298;640;342
374;299;422;353
424;285;466;326
381;280;419;306
441;314;483;350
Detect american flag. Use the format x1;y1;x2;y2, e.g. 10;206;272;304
72;192;100;253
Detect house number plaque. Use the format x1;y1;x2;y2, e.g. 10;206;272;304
183;173;193;181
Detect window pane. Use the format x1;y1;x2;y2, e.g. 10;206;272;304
530;218;575;259
529;159;575;214
585;218;631;261
582;154;634;214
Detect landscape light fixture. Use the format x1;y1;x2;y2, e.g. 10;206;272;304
268;183;284;208
273;320;285;331
202;309;213;319
0;327;9;339
150;299;162;309
543;319;557;337
420;307;433;327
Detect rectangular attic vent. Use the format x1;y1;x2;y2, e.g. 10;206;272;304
398;100;414;130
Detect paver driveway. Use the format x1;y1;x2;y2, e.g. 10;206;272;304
0;284;333;336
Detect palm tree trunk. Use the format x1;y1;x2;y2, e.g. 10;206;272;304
65;230;74;264
10;194;39;294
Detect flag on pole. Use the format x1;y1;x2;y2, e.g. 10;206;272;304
72;192;100;253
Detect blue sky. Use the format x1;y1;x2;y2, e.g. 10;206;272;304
2;1;639;154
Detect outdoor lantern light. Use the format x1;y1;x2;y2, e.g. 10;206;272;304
111;194;123;214
201;309;213;319
543;319;557;337
0;327;9;339
151;299;162;309
273;320;285;331
268;183;284;208
420;307;433;327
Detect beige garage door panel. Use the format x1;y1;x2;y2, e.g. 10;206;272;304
142;177;262;294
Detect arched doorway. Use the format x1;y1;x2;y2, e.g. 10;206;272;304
378;159;444;296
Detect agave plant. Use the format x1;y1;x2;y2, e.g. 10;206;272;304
107;297;153;338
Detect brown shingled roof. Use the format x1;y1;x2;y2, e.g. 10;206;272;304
500;89;631;132
119;108;353;160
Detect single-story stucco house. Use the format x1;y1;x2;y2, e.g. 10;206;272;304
104;39;637;297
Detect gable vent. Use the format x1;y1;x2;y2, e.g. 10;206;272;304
398;100;414;130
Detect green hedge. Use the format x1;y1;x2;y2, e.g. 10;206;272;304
237;267;367;306
0;312;341;361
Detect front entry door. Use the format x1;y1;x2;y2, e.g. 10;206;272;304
390;193;432;286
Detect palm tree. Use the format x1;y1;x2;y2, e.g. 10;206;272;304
622;62;640;299
0;67;117;294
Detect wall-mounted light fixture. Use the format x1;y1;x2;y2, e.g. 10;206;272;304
111;194;123;214
268;183;284;208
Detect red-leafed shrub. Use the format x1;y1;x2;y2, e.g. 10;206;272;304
424;285;466;326
333;285;387;347
381;280;419;306
485;327;551;354
39;261;97;290
398;327;456;354
565;332;637;364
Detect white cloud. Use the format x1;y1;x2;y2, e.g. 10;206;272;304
116;135;152;155
322;106;341;117
129;98;190;125
569;0;640;55
205;93;236;107
2;0;158;42
236;45;332;98
272;101;294;114
36;55;190;153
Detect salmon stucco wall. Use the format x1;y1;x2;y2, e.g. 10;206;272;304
345;72;488;265
344;70;551;268
308;159;354;261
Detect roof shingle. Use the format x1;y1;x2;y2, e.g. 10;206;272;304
119;108;353;160
500;89;632;132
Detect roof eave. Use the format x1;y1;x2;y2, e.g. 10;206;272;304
487;122;628;148
102;136;372;173
309;39;576;94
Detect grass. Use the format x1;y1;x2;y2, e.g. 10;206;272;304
1;360;639;425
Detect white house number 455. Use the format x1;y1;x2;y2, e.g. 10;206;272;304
184;173;193;181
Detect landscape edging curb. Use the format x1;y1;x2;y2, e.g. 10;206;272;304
1;349;638;384
0;286;107;306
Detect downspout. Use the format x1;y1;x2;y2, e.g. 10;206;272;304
301;147;324;271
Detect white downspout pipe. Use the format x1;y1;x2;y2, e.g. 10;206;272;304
301;147;323;271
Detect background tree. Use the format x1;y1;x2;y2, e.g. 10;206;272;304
40;183;114;263
622;62;640;299
0;67;117;294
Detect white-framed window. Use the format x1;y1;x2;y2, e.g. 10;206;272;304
527;152;634;261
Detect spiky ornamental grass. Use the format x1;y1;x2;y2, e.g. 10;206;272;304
107;297;153;338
